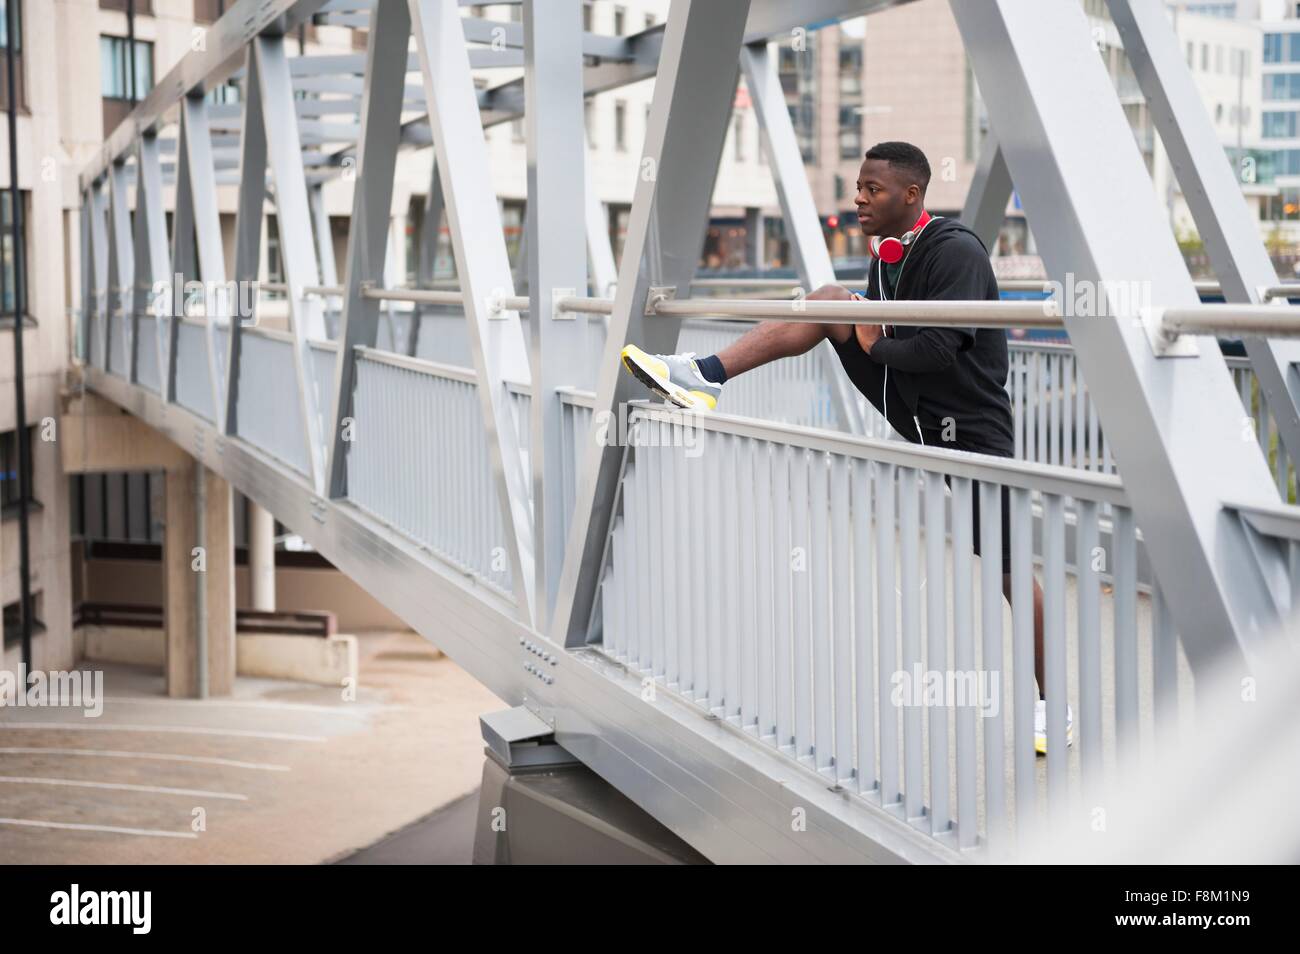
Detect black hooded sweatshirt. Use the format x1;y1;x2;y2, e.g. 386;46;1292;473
831;216;1014;456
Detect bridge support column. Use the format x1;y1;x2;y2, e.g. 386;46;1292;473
163;458;236;698
248;502;276;613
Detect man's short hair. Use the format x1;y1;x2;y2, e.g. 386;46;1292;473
864;141;931;193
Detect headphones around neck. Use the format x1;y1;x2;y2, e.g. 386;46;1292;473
868;209;933;265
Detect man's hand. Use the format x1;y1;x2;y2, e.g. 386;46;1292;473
849;293;885;353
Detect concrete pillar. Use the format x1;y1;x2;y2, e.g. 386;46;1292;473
249;501;276;612
162;459;236;698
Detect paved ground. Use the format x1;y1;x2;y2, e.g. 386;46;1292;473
0;632;502;864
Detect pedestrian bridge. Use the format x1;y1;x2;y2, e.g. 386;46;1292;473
75;0;1300;862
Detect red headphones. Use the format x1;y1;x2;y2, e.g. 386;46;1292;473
868;209;932;265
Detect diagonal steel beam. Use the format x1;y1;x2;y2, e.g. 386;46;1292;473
961;132;1013;251
552;0;754;648
89;180;111;371
743;38;865;436
134;134;171;388
166;117;198;405
180;94;232;429
326;0;412;499
950;0;1285;675
409;0;535;621
106;160;134;379
1106;0;1300;478
224;46;270;437
255;34;331;492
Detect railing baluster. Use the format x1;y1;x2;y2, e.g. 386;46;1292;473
899;466;923;822
924;469;950;836
755;440;776;742
790;446;813;761
811;449;832;773
979;479;1007;853
1114;504;1139;761
1010;486;1036;837
876;462;899;808
739;436;759;732
951;475;976;849
831;453;853;783
773;444;795;750
1043;492;1068;816
852;458;877;796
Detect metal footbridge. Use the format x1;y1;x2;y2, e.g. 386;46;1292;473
78;0;1300;862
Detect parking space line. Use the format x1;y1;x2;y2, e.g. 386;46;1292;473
0;747;290;771
0;817;199;839
0;776;248;800
0;723;326;742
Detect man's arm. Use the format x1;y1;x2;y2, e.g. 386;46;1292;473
857;235;991;372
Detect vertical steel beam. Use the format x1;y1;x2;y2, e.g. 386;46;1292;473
552;0;753;647
584;162;618;298
950;0;1284;673
134;133;171;388
107;159;134;377
325;0;412;499
1107;0;1300;474
960;132;1012;251
524;0;588;627
180;94;231;426
409;0;535;620
742;40;864;436
411;159;445;356
225;46;269;437
254;34;330;492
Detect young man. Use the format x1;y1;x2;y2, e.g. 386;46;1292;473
620;141;1068;753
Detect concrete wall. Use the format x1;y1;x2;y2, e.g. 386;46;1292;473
80;557;409;634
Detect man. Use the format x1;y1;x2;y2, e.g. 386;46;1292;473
620;141;1068;753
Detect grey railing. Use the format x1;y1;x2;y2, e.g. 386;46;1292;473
598;402;1185;856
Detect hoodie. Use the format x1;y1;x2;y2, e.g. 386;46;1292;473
834;216;1014;456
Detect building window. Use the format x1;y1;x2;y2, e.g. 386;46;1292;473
100;34;153;133
1;426;37;514
645;13;655;30
100;0;154;11
839;105;862;160
613;5;625;36
206;81;239;105
1264;72;1300;101
0;190;28;324
100;35;154;102
839;45;862;96
1186;40;1194;69
1263;111;1295;138
0;0;26;112
1201;43;1209;71
614;100;626;151
733;113;745;161
3;594;44;649
193;0;226;22
511;117;524;142
582;1;593;32
584;99;595;145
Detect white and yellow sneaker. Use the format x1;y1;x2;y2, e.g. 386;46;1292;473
1034;698;1074;755
620;344;723;411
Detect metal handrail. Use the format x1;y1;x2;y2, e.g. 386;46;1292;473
629;401;1130;505
353;344;477;384
648;295;1062;328
1160;304;1300;339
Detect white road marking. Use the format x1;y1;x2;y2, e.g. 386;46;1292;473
0;775;248;800
0;817;198;839
100;696;396;715
0;747;290;771
0;723;325;742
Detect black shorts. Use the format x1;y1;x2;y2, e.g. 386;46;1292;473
830;333;1014;575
